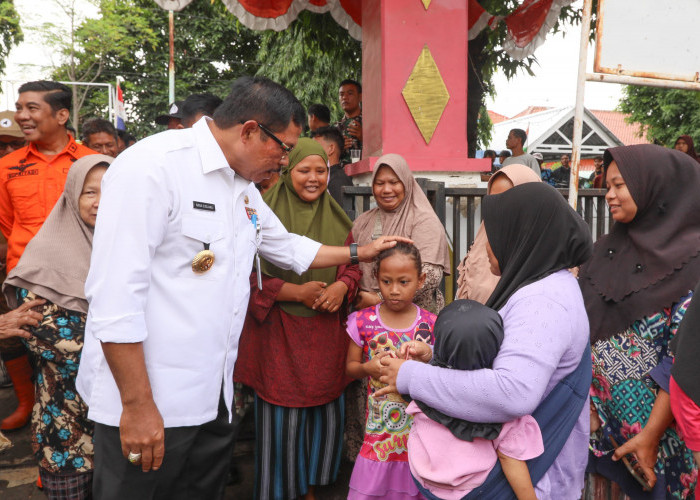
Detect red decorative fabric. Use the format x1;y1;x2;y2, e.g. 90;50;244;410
235;0;295;17
234;233;360;408
468;0;490;39
467;0;573;60
504;0;554;48
220;0;361;39
338;0;361;26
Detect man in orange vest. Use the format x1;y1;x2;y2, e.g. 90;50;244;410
0;81;95;430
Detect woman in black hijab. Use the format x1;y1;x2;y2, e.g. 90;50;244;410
380;183;593;499
580;144;700;498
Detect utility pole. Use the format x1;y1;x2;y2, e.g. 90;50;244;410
168;10;175;104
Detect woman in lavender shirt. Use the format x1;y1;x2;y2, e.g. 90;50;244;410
379;183;593;499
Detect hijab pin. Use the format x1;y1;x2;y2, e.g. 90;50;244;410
634;263;644;273
607;248;615;258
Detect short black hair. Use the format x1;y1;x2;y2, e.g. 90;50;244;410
81;118;117;143
18;81;71;114
310;126;344;155
339;79;362;94
483;150;497;158
510;128;527;146
213;76;305;132
374;241;422;277
307;104;331;124
181;93;223;127
499;150;511;159
117;129;137;145
594;155;603;162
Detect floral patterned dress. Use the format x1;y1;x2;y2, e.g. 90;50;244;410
346;304;437;499
590;292;697;499
18;288;94;475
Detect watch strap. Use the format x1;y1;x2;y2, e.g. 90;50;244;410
349;242;359;264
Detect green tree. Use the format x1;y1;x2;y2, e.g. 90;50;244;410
52;0;261;138
42;0;157;135
618;86;700;146
0;0;23;78
254;11;361;121
52;2;363;138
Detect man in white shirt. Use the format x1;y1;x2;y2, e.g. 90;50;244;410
501;128;541;176
76;77;402;499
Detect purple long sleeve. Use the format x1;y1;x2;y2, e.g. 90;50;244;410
397;270;590;499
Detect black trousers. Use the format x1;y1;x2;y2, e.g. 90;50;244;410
93;393;239;500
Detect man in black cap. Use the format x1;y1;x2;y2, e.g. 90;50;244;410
155;101;184;129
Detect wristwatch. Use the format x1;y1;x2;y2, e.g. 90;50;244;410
349;243;359;264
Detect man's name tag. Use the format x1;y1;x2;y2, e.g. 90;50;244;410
193;201;215;212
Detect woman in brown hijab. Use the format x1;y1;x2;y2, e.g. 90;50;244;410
3;154;112;499
352;154;450;314
674;135;700;163
455;164;542;303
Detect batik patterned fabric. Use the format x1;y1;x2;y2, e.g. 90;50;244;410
590;293;697;499
18;288;94;474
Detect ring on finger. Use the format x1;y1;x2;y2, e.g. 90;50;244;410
127;451;142;464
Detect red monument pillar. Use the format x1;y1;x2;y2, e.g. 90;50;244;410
348;0;489;175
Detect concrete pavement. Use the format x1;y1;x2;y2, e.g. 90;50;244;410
1;386;352;499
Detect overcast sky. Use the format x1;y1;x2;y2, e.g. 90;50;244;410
486;25;624;118
1;0;623;118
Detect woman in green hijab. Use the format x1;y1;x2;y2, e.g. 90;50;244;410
236;138;361;500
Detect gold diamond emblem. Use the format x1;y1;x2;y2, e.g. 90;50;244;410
402;45;449;144
421;0;431;9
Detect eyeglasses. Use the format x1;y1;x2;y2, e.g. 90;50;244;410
257;123;292;155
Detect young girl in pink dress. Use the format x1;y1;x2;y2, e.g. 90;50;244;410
345;242;437;499
406;299;543;500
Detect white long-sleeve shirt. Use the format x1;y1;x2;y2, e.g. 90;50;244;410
76;118;321;427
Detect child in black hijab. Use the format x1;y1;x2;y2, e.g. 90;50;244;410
407;299;543;500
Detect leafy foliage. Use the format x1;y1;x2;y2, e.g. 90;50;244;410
42;0;158;135
49;1;363;139
618;86;700;146
51;0;261;138
254;11;361;121
0;0;23;78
